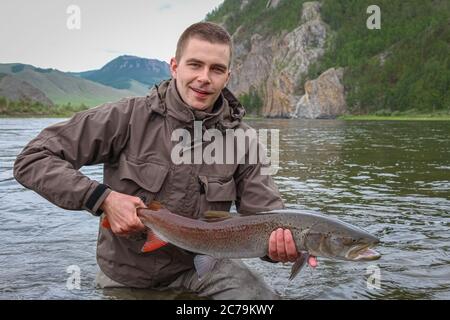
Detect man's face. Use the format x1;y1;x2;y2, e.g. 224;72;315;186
170;37;231;111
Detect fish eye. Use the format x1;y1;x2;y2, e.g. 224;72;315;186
342;238;355;246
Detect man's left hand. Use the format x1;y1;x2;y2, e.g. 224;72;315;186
268;228;318;267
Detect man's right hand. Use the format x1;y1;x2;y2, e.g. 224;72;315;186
99;191;147;236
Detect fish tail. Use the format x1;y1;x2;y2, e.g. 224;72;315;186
141;231;168;253
101;216;111;229
101;200;162;229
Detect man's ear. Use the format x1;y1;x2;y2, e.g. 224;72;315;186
224;70;231;87
170;57;178;79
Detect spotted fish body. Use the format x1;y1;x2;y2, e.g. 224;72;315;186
137;207;380;279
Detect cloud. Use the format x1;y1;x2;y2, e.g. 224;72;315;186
158;3;172;11
103;48;125;54
0;0;224;71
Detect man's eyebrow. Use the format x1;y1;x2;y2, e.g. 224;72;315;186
185;58;228;70
212;63;228;70
186;58;203;64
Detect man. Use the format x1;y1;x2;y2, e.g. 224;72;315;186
13;22;316;300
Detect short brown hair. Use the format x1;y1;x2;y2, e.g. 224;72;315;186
175;22;232;66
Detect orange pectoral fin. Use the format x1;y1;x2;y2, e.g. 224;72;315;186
141;231;168;253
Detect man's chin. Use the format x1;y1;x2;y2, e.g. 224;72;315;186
189;102;211;111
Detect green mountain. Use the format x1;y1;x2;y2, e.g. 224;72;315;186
72;55;170;92
207;0;450;116
0;73;53;106
0;63;141;107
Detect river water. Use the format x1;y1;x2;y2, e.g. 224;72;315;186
0;118;449;300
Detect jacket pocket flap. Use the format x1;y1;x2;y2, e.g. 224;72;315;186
201;176;237;202
121;160;169;193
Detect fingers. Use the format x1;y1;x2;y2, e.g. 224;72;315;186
135;197;147;209
132;198;147;231
110;197;147;235
284;230;298;262
308;255;318;268
268;230;278;261
268;229;298;263
132;216;146;232
276;228;287;262
114;219;145;236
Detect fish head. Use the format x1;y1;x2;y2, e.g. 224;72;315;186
305;221;381;261
342;231;380;261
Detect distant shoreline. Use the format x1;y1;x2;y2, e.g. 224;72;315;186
0;114;71;118
2;114;450;121
339;115;450;121
0;98;89;118
1;99;449;122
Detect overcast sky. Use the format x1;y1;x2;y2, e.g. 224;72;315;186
0;0;224;72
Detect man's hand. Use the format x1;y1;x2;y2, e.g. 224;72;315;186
99;191;147;236
268;228;317;267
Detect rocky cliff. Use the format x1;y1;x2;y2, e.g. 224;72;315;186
223;1;344;118
209;0;449;116
294;67;347;119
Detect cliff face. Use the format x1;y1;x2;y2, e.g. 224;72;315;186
210;0;449;117
264;2;327;117
227;2;331;117
294;67;347;119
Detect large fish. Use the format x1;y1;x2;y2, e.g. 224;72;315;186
136;207;381;280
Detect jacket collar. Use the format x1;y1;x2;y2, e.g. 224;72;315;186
148;79;245;130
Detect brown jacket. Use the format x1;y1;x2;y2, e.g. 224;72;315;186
13;79;284;288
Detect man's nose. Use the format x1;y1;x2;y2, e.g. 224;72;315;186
197;67;211;84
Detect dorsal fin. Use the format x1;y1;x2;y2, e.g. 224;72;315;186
146;200;162;210
201;210;233;222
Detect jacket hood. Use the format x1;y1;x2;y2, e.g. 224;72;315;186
147;79;245;130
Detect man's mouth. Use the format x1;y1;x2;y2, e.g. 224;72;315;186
190;87;213;98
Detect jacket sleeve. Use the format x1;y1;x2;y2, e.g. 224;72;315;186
234;145;285;215
13;98;134;215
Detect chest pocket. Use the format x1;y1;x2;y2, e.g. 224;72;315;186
198;175;236;213
120;159;169;203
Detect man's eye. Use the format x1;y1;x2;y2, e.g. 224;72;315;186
189;63;200;68
212;68;225;74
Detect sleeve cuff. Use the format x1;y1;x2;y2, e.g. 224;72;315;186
84;183;112;216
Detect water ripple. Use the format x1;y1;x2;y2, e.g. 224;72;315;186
1;118;449;299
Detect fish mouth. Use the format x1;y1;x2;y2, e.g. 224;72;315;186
345;243;381;261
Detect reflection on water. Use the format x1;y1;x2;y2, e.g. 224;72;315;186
0;118;449;299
